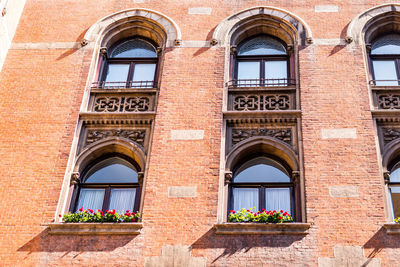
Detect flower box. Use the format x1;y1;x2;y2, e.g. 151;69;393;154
48;222;143;235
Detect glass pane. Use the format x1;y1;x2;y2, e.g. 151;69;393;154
265;188;291;213
77;189;105;211
85;157;138;183
371;34;400;55
391;168;400;183
132;64;156;87
104;64;129;87
238;36;286;56
372;60;398;86
109;188;136;213
265;61;288;85
390;186;400;218
234;157;291;183
111;39;157;58
232;188;259;211
237;61;260;86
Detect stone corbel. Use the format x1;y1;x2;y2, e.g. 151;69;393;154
287;44;294;55
156;47;163;55
138;172;144;185
174;39;182;46
306;37;313;44
384;171;390;185
230;45;237;55
345;36;353;44
225;171;233;185
80;39;88;47
210;39;218;46
70;172;80;185
366;44;371;53
100;47;107;58
292;171;300;185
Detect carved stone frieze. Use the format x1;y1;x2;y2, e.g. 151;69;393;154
93;96;150;112
378;94;400;109
85;129;146;146
382;128;400;145
232;94;291;111
231;128;292;146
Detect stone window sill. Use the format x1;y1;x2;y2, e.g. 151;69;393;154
214;223;310;235
383;223;400;235
48;222;143;235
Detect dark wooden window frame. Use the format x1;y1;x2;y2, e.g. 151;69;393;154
99;37;160;88
233;35;291;87
70;153;141;213
227;154;296;220
369;54;400;86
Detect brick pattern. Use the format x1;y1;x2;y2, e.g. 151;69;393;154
1;1;400;266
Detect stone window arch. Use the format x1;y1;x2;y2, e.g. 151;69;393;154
55;9;180;219
225;136;301;221
213;7;308;223
349;4;400;222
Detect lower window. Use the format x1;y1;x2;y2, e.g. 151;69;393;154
229;156;294;216
71;156;141;213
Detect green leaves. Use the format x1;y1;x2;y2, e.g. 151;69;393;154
61;209;140;223
228;208;293;223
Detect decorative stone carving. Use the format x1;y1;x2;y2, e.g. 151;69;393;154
93;96;150;112
99;47;107;57
231;128;292;146
174;39;182;46
80;39;88;46
210;38;218;46
345;36;353;43
233;95;290;111
230;45;237;55
225;171;233;184
124;96;150;112
291;171;300;185
378;94;400;109
382;128;400;145
86;129;146;146
138;172;144;184
70;172;80;185
384;171;390;184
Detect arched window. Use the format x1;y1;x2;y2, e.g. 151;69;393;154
234;35;290;87
388;162;400;218
100;38;158;88
229;156;294;216
72;156;141;212
370;34;400;86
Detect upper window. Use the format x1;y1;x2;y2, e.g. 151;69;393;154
229;156;294;216
100;39;158;88
72;156;141;213
370;34;400;86
389;162;400;219
234;36;290;87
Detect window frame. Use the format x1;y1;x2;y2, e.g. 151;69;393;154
99;37;159;88
69;153;142;213
227;155;295;219
233;35;290;87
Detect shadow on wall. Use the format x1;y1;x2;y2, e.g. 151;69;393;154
56;29;89;61
191;228;307;263
363;226;400;263
18;227;137;256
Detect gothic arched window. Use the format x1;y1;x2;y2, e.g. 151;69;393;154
229;156;294;216
100;38;158;88
234;35;290;87
72;156;141;213
370;34;400;86
388;162;400;219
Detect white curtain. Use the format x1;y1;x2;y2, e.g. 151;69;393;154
265;188;291;213
77;189;105;211
109;188;136;213
233;188;259;211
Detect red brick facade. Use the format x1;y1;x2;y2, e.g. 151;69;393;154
0;1;399;266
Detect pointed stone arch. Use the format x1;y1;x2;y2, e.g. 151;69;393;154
212;6;312;46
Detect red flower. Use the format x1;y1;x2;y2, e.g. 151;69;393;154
59;214;62;217
279;216;282;220
126;210;130;213
280;210;283;213
132;218;135;222
262;208;266;211
88;209;93;213
79;207;83;212
105;210;109;213
246;209;250;212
